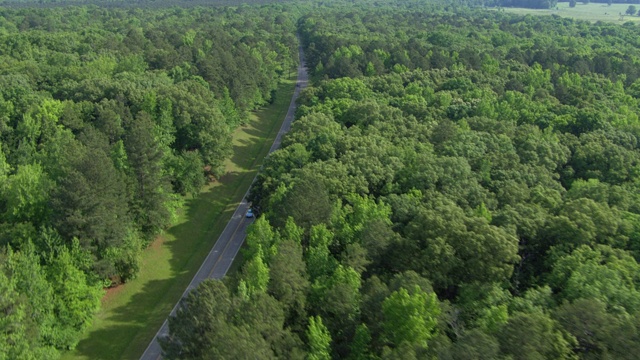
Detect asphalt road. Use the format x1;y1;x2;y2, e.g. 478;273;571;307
139;44;308;360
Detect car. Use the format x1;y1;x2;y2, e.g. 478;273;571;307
246;208;254;218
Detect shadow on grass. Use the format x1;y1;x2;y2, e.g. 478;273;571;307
71;175;242;360
230;104;289;170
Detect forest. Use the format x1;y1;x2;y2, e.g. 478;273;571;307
0;4;300;357
163;4;640;360
2;0;640;359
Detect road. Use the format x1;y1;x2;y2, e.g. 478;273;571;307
139;43;308;360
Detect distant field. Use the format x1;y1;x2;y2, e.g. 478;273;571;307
501;3;640;23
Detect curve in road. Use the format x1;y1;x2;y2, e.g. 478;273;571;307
139;42;308;360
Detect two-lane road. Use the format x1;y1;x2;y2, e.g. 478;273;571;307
139;43;308;360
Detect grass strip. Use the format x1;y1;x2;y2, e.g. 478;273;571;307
61;77;296;360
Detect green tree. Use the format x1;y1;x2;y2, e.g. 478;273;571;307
382;285;440;349
243;216;278;262
554;298;640;359
273;173;333;230
311;264;362;356
233;292;292;359
125;111;171;238
548;245;640;314
3;163;51;224
50;146;133;280
164;81;232;175
349;324;373;360
169;150;205;196
626;5;637;16
242;247;270;297
307;316;332;360
403;197;519;291
161;280;232;359
306;224;338;281
45;244;102;350
3;244;58;356
0;269;35;359
449;329;501;360
0;143;10;189
498;311;576;360
268;238;309;326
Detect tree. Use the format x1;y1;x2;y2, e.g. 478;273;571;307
45;244;103;350
169;150;204;196
0;143;11;190
627;5;637;16
307;316;332;360
164;81;232;175
554;298;640;359
0;269;35;359
449;329;501;360
2;244;58;356
349;324;373;360
125;111;171;238
3;163;51;225
311;264;362;356
306;224;338;281
402;197;519;292
456;282;511;333
50;146;134;280
162;279;292;360
241;247;270;297
243;216;278;262
161;280;233;359
382;285;440;350
498;311;576;360
268;238;309;326
233;292;292;359
273;174;333;230
548;245;640;314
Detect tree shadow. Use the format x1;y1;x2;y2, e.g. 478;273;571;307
230;110;284;170
71;172;244;360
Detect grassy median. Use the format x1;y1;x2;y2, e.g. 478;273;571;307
61;77;297;360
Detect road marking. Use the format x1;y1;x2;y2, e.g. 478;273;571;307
207;216;250;278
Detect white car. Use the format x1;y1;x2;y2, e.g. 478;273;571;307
246;209;254;218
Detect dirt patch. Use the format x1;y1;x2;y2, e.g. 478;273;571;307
218;171;242;186
103;283;126;304
148;234;166;252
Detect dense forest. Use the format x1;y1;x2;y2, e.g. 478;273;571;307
161;5;640;360
4;0;640;359
0;4;300;357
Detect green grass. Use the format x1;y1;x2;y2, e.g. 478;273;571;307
500;3;640;23
61;76;297;360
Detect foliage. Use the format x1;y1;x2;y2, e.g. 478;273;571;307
164;2;640;359
307;316;332;360
0;3;297;355
382;286;440;349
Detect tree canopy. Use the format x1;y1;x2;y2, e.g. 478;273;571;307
0;3;298;354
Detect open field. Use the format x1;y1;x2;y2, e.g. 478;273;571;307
501;2;640;23
61;76;297;360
